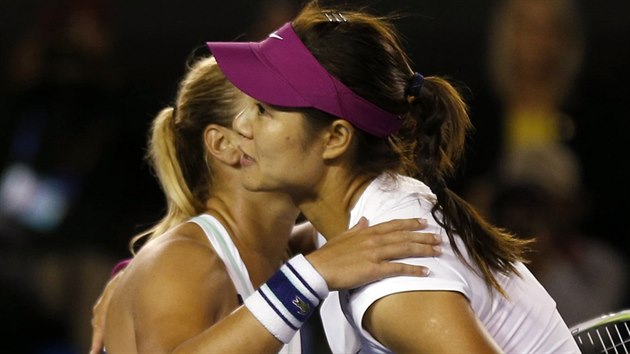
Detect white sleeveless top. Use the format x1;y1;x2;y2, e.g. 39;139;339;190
190;214;302;353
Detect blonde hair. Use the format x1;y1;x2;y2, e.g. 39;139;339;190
130;56;242;252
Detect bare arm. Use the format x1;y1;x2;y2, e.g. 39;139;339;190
100;218;442;353
176;217;442;352
364;291;503;354
105;237;274;353
93;258;271;354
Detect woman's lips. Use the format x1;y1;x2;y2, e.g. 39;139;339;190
240;153;255;167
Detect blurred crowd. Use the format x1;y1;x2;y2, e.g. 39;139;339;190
464;0;628;326
0;0;628;353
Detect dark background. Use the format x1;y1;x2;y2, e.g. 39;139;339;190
0;0;628;352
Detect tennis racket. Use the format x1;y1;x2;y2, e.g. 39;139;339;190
570;309;630;354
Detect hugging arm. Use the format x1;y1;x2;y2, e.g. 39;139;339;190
91;217;441;353
90;272;123;354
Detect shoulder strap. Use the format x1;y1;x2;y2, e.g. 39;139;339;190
190;214;302;353
190;214;255;297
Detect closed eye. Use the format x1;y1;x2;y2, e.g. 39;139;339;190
256;102;266;116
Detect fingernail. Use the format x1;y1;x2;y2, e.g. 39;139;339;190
433;245;442;254
422;268;431;276
433;234;441;242
417;218;427;225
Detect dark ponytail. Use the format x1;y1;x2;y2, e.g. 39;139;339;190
402;76;469;182
403;77;533;297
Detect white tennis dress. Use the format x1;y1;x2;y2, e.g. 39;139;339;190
319;174;580;354
190;214;302;353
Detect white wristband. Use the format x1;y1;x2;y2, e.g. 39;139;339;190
245;254;330;343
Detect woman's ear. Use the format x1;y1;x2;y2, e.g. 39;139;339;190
203;125;240;165
322;119;355;160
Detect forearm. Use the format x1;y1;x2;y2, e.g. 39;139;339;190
176;254;327;353
173;306;283;353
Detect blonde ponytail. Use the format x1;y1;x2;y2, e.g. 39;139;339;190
128;56;242;253
129;107;203;253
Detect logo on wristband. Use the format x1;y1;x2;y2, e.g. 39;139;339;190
292;296;310;315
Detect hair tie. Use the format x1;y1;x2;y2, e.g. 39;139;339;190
405;72;424;98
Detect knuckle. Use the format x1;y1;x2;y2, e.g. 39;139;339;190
365;236;380;247
370;224;386;234
414;231;429;240
389;262;405;274
368;263;382;275
376;219;402;232
370;247;386;261
418;244;434;255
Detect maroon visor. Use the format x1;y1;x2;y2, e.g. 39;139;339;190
207;22;401;137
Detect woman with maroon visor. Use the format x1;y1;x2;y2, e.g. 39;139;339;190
93;16;442;354
207;2;579;353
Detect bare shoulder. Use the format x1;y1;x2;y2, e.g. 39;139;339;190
126;222;238;307
105;222;240;351
364;291;501;353
133;223;223;273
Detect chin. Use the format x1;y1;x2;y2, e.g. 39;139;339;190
241;178;270;193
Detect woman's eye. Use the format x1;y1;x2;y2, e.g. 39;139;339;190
256;103;266;115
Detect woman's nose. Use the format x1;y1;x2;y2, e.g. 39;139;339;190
232;108;251;138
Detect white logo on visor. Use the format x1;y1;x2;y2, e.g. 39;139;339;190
269;32;283;40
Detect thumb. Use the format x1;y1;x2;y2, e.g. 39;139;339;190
349;216;369;231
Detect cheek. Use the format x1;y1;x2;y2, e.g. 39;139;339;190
257;133;300;164
272;135;312;167
287;135;307;153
